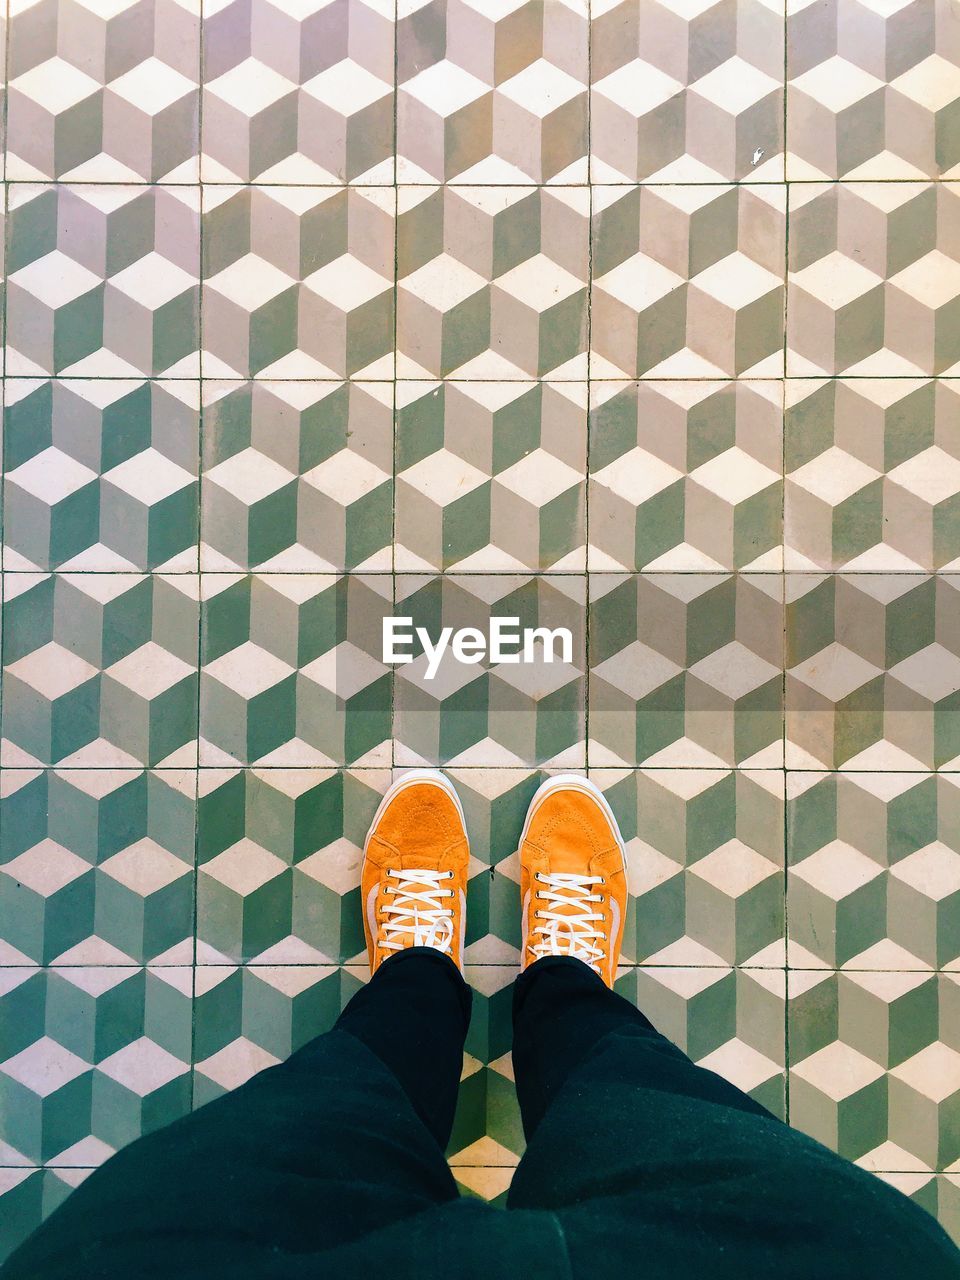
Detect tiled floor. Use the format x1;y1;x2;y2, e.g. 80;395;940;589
2;0;960;1257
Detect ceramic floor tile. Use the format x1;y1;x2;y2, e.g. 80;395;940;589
452;1167;513;1206
396;0;588;184
588;381;783;572
201;381;393;572
589;574;783;768
397;185;589;380
196;768;388;965
201;0;394;184
787;0;960;179
449;966;524;1165
622;966;787;1119
192;963;354;1106
0;1167;93;1266
6;185;200;379
446;766;545;964
396;382;586;572
785;574;960;770
787;182;960;377
201;185;394;379
0;965;193;1167
3;380;200;572
0;768;196;967
591;184;786;379
787;771;960;971
591;0;784;183
785;379;960;571
591;768;785;968
2;573;200;768
7;0;199;182
788;970;960;1172
393;575;586;768
199;573;391;766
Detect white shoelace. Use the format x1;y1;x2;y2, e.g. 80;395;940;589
529;872;606;972
379;868;455;955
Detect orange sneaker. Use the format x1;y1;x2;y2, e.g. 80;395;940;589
518;775;628;988
362;770;470;976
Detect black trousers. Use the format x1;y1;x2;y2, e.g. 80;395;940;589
4;952;958;1280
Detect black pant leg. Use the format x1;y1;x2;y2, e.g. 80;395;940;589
335;947;471;1149
507;957;960;1280
2;950;471;1280
510;955;769;1142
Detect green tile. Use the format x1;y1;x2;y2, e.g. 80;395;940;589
786;575;960;769
593;769;785;967
589;574;783;768
0;769;196;967
3;380;200;572
2;574;199;768
393;576;586;767
788;971;960;1172
787;772;960;970
196;769;387;965
200;575;391;766
0;967;192;1167
202;381;393;573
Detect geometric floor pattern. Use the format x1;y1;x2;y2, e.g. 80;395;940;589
3;0;960;1256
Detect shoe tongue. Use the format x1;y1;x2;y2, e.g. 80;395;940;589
396;854;441;872
543;846;597;877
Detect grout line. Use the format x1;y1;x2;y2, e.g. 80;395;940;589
189;0;206;1105
390;0;398;782
4;373;960;383
584;1;592;772
5;177;960;188
781;0;791;1110
1;0;10;744
2;568;957;577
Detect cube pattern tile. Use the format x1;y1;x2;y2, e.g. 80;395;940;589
589;574;783;768
397;185;589;380
396;0;588;184
592;0;784;182
3;0;960;1257
787;183;960;377
4;380;200;572
591;185;786;379
7;0;199;182
786;0;960;180
785;380;960;572
201;380;393;571
202;0;394;184
202;185;394;379
1;768;197;966
6;184;201;378
589;381;782;571
396;381;586;571
786;574;960;770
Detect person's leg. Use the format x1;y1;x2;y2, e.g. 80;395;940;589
508;775;960;1278
2;948;469;1280
510;953;769;1142
2;766;478;1280
508;956;960;1279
